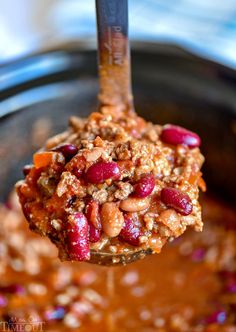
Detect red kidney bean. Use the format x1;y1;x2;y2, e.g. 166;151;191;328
161;187;193;216
85;161;120;184
218;270;235;279
85;200;101;230
161;124;201;148
0;284;25;295
204;309;227;324
22;164;33;176
72;166;83;178
0;295;7;307
191;248;206;262
134;174;155;198
225;281;236;293
66;213;90;261
52;143;78;160
89;222;102;243
220;271;236;293
118;215;142;246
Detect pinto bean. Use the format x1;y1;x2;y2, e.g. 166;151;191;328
100;203;124;237
120;197;150;212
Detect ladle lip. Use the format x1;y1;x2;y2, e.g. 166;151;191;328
89;248;153;266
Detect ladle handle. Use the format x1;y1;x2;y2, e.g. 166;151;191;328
96;0;133;111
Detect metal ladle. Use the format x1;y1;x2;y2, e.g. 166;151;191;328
89;0;153;266
90;248;153;266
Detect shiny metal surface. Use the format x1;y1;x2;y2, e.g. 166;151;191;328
90;249;153;266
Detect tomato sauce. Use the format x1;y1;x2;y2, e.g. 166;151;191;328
0;193;235;331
